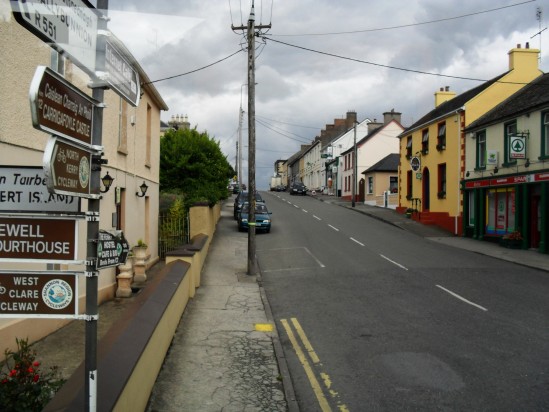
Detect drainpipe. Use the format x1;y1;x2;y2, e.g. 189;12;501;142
455;107;464;235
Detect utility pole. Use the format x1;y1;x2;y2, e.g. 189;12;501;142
237;106;243;188
232;1;270;276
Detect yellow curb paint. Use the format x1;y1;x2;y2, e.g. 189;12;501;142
255;323;274;332
291;317;320;364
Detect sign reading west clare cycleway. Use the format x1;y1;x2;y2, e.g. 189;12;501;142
43;137;99;198
0;216;78;262
104;40;140;107
10;0;99;75
0;166;80;214
96;230;130;270
30;66;99;148
0;272;78;318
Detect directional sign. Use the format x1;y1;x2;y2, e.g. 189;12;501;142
43;137;100;199
102;40;140;107
0;166;80;214
96;230;130;269
0;215;79;263
510;135;526;159
10;0;99;75
29;66;99;148
0;271;78;318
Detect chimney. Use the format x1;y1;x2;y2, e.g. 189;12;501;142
367;119;383;134
383;109;402;125
434;86;456;107
508;42;539;71
345;110;357;129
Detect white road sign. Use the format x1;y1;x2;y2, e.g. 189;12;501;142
10;0;99;75
510;135;526;159
102;40;140;107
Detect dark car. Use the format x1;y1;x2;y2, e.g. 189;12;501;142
233;191;264;219
290;182;307;195
237;202;272;233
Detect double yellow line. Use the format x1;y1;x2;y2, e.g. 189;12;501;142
280;318;349;412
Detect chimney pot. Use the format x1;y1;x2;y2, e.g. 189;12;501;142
445;86;450;92
517;43;521;48
440;87;443;91
526;42;529;49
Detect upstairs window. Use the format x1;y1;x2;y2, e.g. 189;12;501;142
476;131;487;170
437;123;446;150
406;136;412;158
542;112;549;158
421;129;429;154
503;121;517;165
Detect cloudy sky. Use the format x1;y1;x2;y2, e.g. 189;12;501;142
102;0;548;189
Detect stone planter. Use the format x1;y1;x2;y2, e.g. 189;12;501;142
132;246;148;284
116;258;134;298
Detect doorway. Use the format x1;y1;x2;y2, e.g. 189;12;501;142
422;167;430;211
530;193;541;249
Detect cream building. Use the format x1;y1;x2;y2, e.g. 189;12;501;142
0;9;168;351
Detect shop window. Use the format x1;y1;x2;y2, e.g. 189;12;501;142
503;121;517;166
437;163;446;198
406;136;412;158
542;112;549;159
389;176;398;193
436;123;446;150
467;191;475;226
476;131;486;169
421;129;429;154
486;188;516;236
367;177;373;194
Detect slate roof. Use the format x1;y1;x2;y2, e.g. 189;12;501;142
465;72;549;131
400;72;509;136
362;153;400;174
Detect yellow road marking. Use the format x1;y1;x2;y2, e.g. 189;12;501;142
291;317;320;364
255;323;274;332
280;319;332;412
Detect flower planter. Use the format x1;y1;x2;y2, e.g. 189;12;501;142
116;258;133;298
499;238;522;249
132;246;148;284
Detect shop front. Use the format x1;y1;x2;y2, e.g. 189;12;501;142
462;171;548;253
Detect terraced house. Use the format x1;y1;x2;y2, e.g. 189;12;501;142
398;43;542;235
462;72;549;254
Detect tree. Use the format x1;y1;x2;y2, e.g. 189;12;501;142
160;127;234;207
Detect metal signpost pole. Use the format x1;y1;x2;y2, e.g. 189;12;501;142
85;1;107;410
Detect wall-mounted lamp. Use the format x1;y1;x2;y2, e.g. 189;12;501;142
525;158;530;168
136;181;148;197
465;171;470;177
493;166;499;174
100;172;114;193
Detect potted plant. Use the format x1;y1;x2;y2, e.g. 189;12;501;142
437;191;446;199
405;208;414;218
499;231;523;249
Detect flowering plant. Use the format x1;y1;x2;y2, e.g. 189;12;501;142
0;338;65;411
502;231;523;241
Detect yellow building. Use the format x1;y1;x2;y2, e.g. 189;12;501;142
398;44;542;234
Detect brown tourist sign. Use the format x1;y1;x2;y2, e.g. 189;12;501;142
0;216;79;262
30;66;99;148
0;272;78;318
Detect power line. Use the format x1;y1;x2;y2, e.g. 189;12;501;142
268;0;535;37
256;114;319;129
256;118;311;143
143;49;244;85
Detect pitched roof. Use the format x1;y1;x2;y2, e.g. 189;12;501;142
362;153;399;174
400;72;508;136
465;72;549;131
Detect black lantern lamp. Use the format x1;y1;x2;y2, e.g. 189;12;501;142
136;181;148;197
100;172;114;193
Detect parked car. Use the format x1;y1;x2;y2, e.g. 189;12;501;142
290;182;307;195
233;191;264;219
232;184;240;194
237;202;272;233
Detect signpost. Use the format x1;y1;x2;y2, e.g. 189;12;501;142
0;166;80;213
43;137;100;199
96;230;130;269
29;66;100;148
0;215;80;263
102;40;140;107
10;0;99;75
0;271;78;318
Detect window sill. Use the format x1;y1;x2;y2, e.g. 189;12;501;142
502;162;516;167
117;146;128;155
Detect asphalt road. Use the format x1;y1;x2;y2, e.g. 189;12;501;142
257;191;549;411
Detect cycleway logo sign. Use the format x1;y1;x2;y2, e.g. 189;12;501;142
0;215;79;263
29;66;99;147
0;272;78;318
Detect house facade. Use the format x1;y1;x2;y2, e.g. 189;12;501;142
462;73;549;253
0;14;168;349
398;44;542;235
362;153;399;208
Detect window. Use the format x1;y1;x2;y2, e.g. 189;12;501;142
146;103;152;167
406;170;413;199
389;176;398;193
118;99;129;153
503;121;517;165
406;136;412;158
476;131;486;169
542;112;549;158
421;129;429;154
437;163;446;198
486;188;516;235
437;123;446;150
467;191;475;226
367;177;373;194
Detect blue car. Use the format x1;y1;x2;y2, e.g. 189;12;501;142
237;202;272;233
